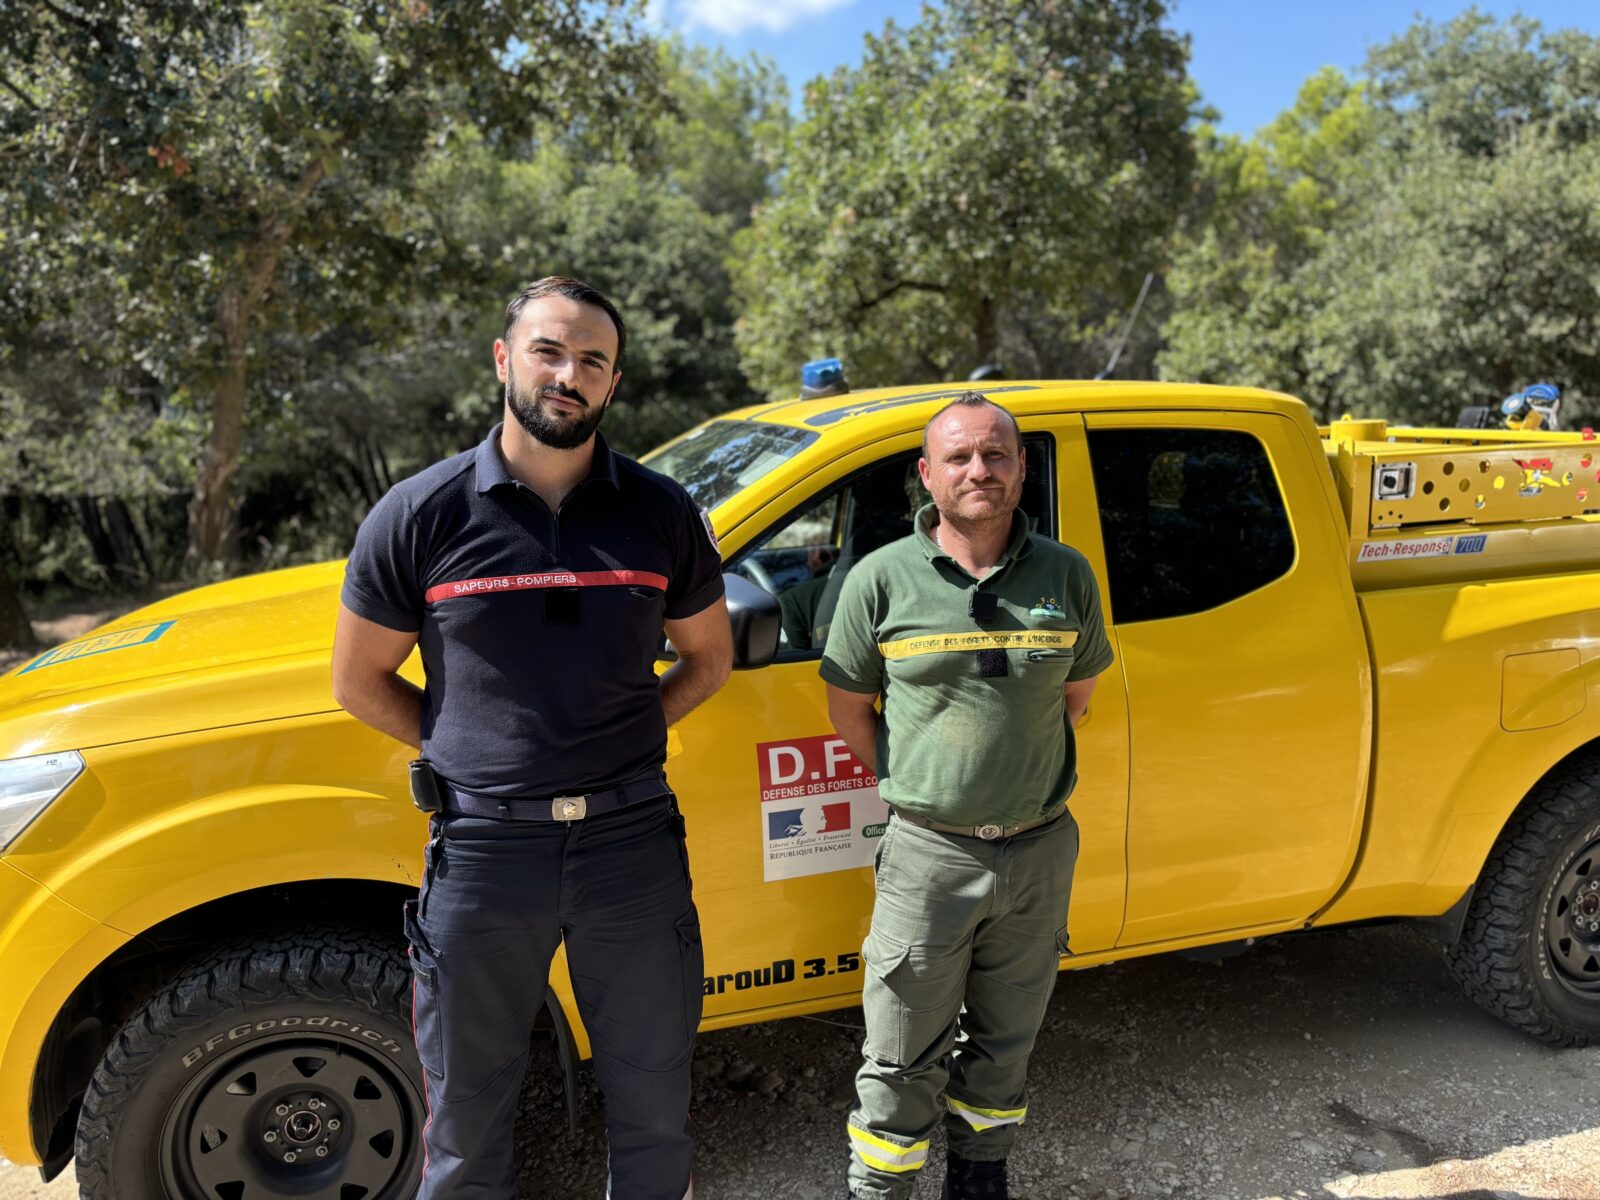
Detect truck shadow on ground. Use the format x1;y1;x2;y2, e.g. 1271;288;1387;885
511;923;1600;1200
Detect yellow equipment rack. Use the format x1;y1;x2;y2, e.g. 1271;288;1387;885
1325;418;1600;536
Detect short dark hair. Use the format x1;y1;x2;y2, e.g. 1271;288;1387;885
922;391;1021;456
503;276;626;371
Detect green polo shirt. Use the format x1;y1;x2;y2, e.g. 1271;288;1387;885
820;505;1114;827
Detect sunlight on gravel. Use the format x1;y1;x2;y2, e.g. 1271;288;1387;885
1323;1127;1600;1198
0;1158;73;1199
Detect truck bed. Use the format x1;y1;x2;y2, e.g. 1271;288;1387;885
1318;419;1600;589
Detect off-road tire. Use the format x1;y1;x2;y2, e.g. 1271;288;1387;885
75;927;425;1199
1448;755;1600;1046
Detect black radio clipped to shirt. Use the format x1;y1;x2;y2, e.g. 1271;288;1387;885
969;590;1007;677
545;587;581;624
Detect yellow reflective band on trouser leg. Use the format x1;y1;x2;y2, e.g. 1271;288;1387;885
946;1096;1028;1131
847;1123;931;1173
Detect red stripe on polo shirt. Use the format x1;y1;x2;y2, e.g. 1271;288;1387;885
424;569;668;604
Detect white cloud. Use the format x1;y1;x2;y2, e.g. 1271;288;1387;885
673;0;855;37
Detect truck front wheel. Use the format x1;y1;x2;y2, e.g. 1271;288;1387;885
74;929;426;1199
1449;756;1600;1046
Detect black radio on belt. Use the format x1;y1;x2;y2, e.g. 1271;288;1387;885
409;758;444;813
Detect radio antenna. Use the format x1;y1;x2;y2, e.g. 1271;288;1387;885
1095;272;1155;380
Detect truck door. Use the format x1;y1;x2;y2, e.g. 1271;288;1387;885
668;422;1127;1022
669;433;937;1018
1082;412;1369;946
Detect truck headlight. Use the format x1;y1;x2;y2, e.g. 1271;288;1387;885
0;751;84;852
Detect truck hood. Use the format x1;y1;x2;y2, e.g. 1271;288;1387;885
0;562;347;760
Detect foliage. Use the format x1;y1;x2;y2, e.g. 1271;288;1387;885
733;0;1197;394
1158;69;1379;417
1161;11;1600;426
0;0;663;566
4;1;1598;639
648;43;791;228
0;10;783;613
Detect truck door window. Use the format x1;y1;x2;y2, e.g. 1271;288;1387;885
1087;428;1294;622
734;436;1054;657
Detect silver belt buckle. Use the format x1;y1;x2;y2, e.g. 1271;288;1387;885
553;795;587;821
976;823;1003;840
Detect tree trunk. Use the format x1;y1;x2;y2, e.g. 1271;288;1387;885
0;508;36;650
373;437;395;493
106;497;153;581
137;497;174;580
1493;359;1515;399
0;564;34;650
186;287;251;565
75;497;119;582
355;433;384;506
975;295;1000;371
185;161;324;568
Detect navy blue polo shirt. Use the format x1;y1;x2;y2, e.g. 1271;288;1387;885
341;424;724;797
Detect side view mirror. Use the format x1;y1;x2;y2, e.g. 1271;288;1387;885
724;572;781;669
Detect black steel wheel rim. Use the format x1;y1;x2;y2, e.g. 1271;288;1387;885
1545;833;1600;997
158;1035;423;1200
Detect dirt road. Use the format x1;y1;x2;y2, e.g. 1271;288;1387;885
9;922;1595;1199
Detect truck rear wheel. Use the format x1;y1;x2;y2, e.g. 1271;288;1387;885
74;929;425;1199
1448;756;1600;1046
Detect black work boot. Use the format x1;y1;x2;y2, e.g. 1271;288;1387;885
941;1152;1009;1200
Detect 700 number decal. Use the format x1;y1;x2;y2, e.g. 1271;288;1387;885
704;951;861;996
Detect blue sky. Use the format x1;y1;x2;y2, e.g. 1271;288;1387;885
652;0;1600;134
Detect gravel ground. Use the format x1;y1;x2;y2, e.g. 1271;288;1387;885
4;909;1598;1200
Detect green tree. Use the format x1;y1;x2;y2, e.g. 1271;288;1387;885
483;45;788;449
1161;11;1600;425
1;0;660;566
1305;130;1600;419
1159;68;1378;417
196;41;786;571
734;0;1196;393
1363;10;1600;157
271;42;786;468
649;43;790;229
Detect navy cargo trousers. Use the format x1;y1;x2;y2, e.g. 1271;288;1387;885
403;794;703;1199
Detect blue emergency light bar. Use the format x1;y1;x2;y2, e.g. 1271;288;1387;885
801;358;846;398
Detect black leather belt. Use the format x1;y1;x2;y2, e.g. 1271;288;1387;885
439;773;670;822
892;803;1067;841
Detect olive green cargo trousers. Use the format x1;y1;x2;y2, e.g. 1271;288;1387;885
846;808;1077;1199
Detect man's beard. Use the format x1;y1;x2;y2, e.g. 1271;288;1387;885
934;476;1023;537
506;362;608;450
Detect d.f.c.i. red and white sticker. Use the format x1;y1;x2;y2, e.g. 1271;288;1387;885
755;734;887;882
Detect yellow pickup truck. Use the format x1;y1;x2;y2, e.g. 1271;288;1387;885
2;382;1597;1198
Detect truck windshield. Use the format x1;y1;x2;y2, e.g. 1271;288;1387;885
642;419;818;512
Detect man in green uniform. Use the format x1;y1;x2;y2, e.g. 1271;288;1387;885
821;392;1114;1200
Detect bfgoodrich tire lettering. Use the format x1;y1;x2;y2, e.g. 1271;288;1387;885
1448;755;1600;1046
75;928;426;1199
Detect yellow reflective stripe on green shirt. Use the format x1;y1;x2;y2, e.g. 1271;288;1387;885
946;1096;1028;1131
847;1124;930;1172
876;629;1079;660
